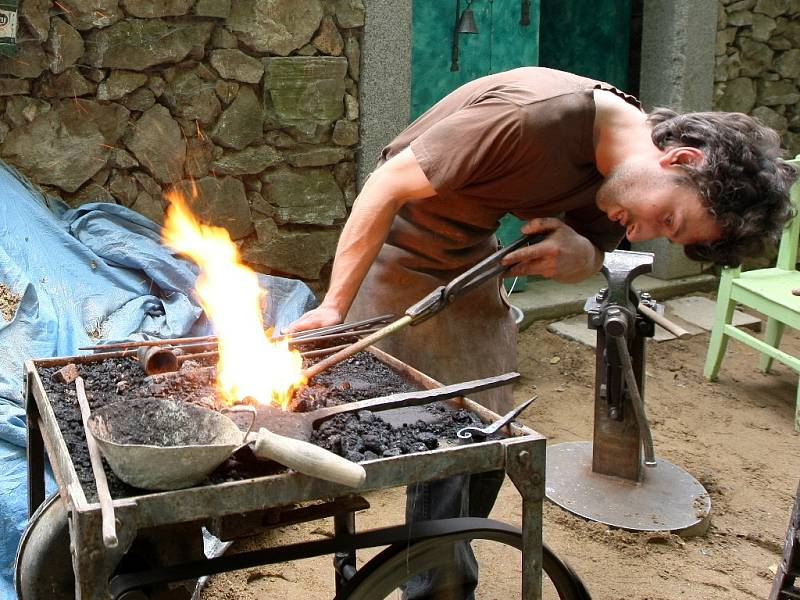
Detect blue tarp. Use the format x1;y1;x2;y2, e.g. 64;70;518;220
0;163;317;598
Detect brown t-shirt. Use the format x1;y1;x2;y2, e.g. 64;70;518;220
378;66;639;273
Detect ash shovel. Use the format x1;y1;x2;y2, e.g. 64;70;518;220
87;398;367;491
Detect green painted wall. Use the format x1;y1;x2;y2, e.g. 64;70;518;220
410;0;540;119
539;0;633;91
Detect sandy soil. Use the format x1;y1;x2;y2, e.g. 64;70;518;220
0;282;20;322
201;297;800;599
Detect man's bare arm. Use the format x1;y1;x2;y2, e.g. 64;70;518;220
285;148;435;332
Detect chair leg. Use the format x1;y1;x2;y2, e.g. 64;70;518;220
704;274;736;381
759;318;785;373
795;381;800;433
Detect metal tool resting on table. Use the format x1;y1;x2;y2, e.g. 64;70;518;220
545;250;711;535
303;234;541;380
457;395;537;440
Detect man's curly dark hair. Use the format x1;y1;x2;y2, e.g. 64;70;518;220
647;108;798;267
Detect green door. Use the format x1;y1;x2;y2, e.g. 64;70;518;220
539;0;634;91
410;0;541;292
410;0;540;119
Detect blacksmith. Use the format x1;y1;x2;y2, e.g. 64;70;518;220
287;67;797;599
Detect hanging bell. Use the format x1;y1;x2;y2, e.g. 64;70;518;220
457;8;479;34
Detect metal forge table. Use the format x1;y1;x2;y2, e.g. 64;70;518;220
22;348;546;599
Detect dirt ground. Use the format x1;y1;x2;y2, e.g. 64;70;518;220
201;295;800;599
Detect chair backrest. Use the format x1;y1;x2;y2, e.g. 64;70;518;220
775;156;800;271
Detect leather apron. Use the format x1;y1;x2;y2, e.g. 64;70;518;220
347;237;517;415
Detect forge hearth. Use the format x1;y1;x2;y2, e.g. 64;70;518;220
23;347;546;599
37;351;488;500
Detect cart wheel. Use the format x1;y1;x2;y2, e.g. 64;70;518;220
336;529;590;600
14;493;74;600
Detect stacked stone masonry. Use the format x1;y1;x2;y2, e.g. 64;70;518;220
715;0;800;157
0;0;365;288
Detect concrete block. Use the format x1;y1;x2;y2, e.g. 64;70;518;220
664;296;761;331
515;272;717;330
547;312;682;348
547;314;598;348
631;239;704;280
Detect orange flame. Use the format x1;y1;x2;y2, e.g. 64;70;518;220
162;190;305;408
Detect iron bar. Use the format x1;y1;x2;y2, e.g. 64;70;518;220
78;315;394;353
288;314;395;340
174;343;352;365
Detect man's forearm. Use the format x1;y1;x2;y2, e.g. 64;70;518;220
318;184;400;317
318;148;437;318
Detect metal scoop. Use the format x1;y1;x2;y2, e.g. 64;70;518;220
456;395;537;440
88;398;366;490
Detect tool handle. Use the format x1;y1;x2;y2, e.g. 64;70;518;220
302;315;413;380
612;336;657;467
252;427;367;487
637;303;691;340
444;234;543;300
75;377;119;548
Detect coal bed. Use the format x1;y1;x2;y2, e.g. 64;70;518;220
38;351;487;501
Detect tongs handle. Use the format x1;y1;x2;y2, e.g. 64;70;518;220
405;233;541;325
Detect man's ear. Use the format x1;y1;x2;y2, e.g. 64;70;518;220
658;146;705;167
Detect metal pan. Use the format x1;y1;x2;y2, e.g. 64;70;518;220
88;398;249;490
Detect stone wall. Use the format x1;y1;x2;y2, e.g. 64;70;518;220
0;0;365;290
714;0;800;157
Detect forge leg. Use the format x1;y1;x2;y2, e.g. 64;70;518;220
334;510;357;593
25;377;46;515
505;438;545;600
71;509;129;600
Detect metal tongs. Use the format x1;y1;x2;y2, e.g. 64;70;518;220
404;234;539;325
303;234;541;380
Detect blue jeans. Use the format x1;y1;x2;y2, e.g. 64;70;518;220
403;469;506;600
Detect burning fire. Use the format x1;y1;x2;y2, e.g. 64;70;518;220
162;189;305;409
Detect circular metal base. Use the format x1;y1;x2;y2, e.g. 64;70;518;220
545;441;711;537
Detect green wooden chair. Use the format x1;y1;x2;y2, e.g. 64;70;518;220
704;157;800;430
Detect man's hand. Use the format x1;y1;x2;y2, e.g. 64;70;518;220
283;305;344;334
501;218;603;283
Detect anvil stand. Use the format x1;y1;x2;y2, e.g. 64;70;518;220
545;250;711;536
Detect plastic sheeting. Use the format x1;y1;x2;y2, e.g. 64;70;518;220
0;162;318;598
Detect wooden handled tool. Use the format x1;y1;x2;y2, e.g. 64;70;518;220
247;373;518;486
253;372;520;442
302;316;413;380
250;428;367;488
637;303;691;340
74;377;118;548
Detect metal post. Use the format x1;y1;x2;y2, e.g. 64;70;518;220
333;510;357;593
25;373;45;515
